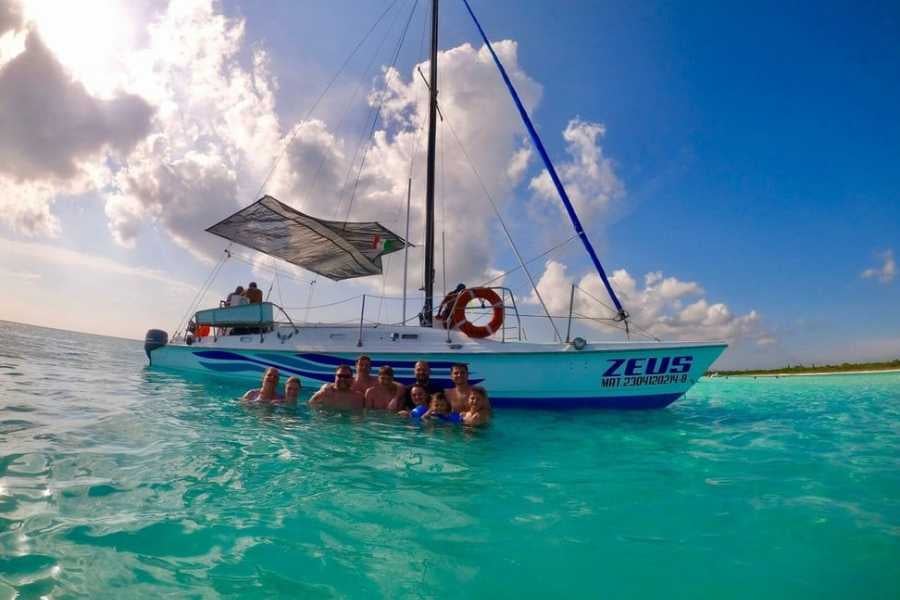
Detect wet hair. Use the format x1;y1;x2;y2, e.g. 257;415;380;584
469;386;491;411
430;390;450;411
378;365;394;377
335;364;352;375
285;376;300;388
357;355;371;363
451;363;469;374
409;384;428;403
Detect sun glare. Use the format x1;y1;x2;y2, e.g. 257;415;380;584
22;0;139;97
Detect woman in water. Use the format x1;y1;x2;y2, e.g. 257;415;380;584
461;386;491;426
242;367;282;403
421;391;462;424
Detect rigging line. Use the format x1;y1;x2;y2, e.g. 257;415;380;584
342;0;420;226
571;311;658;341
330;0;411;223
573;283;616;316
476;234;578;288
460;0;628;322
441;112;563;342
173;249;230;335
228;253;308;284
253;0;403;199
282;294;363;311
305;1;407;203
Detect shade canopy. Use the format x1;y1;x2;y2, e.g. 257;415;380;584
206;196;408;281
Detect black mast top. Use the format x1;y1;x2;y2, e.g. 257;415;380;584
421;0;439;327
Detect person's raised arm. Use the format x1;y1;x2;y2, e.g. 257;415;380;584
309;388;326;407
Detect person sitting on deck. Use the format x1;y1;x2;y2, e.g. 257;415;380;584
400;361;442;410
461;386;492;426
242;367;282;403
445;363;473;412
244;282;263;304
352;355;377;395
309;365;365;410
365;365;406;410
421;391;462;424
228;286;248;307
283;376;301;406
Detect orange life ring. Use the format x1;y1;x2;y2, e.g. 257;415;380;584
450;288;504;339
196;324;211;337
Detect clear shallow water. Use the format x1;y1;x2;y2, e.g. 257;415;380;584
1;321;899;598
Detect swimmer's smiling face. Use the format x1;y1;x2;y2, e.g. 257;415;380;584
468;389;487;411
356;356;371;376
285;378;300;399
451;365;468;386
414;361;430;384
335;367;353;390
261;368;279;394
410;386;427;406
430;394;451;415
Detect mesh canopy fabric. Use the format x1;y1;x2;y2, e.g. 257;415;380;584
206;196;408;281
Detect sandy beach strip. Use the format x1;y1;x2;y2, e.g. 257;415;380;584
715;368;900;379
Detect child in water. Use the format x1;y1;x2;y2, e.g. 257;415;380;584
398;384;429;418
461;386;491;426
421;391;462;424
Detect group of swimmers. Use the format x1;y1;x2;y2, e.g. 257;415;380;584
241;355;491;426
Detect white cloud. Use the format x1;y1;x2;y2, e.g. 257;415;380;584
861;249;896;284
528;119;623;224
0;3;152;236
529;259;766;342
2;236;194;290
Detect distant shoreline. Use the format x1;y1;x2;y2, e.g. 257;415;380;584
711;367;900;378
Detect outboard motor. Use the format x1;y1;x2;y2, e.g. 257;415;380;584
144;329;168;362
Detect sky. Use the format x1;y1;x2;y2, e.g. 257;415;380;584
0;0;898;369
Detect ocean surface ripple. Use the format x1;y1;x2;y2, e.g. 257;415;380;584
1;321;898;598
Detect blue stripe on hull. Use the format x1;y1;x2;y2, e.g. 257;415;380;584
491;393;682;410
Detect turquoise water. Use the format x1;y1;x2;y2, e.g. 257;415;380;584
1;321;899;598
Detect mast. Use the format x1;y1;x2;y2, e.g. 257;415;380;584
421;0;439;327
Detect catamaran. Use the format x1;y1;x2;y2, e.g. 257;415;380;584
144;0;726;409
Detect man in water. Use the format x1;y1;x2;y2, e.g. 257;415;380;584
309;365;365;410
400;361;442;410
352;355;377;395
365;365;406;410
242;367;282;403
445;363;473;412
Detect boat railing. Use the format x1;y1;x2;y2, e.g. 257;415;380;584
439;286;523;344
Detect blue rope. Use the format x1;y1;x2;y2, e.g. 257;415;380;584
459;0;628;320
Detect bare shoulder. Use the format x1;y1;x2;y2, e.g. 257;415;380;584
309;387;329;405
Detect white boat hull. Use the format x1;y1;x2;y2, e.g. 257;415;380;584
146;325;726;410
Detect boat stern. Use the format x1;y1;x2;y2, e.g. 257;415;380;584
144;329;169;364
